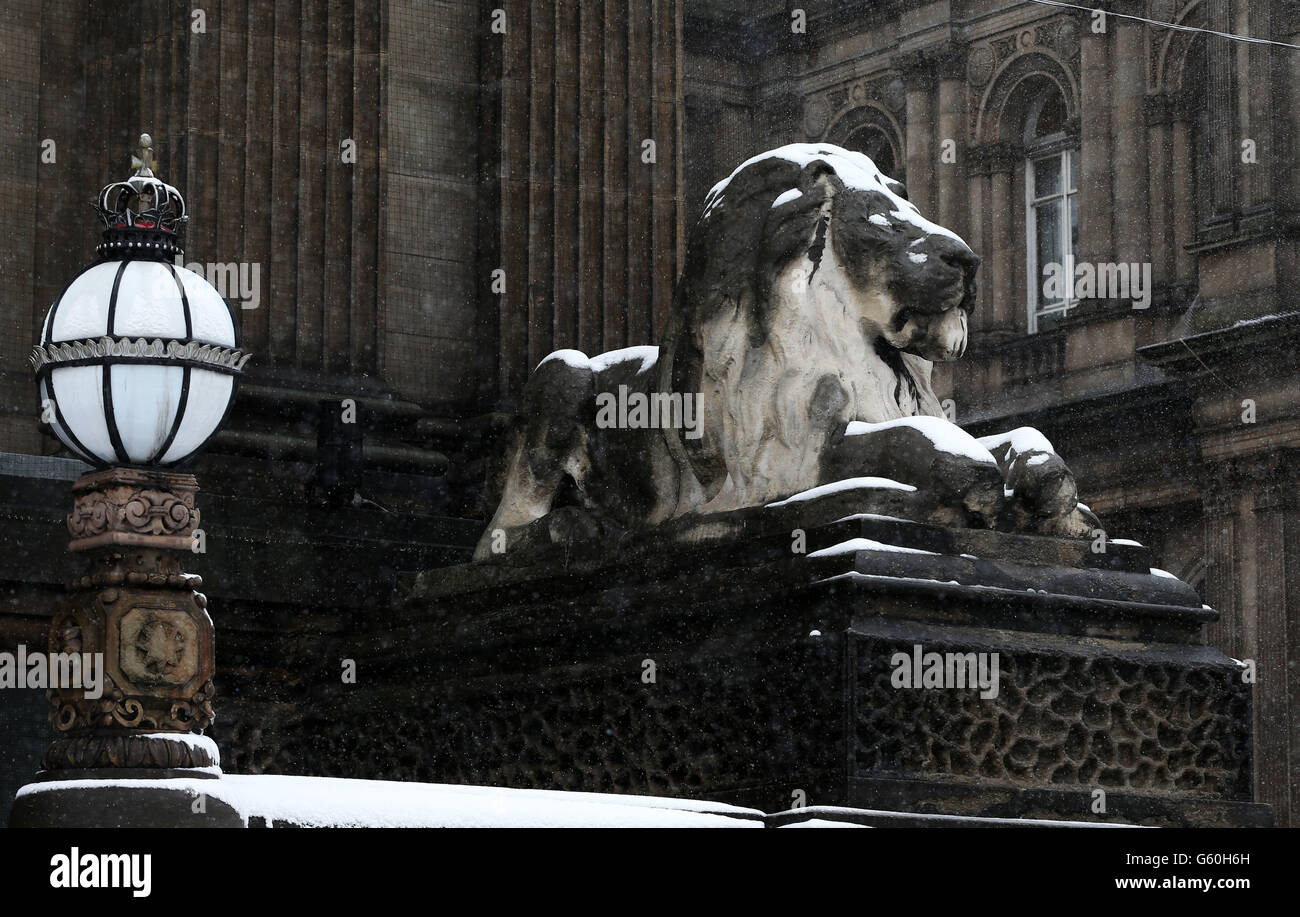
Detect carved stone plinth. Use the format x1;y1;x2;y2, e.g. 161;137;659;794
305;508;1271;827
42;468;217;772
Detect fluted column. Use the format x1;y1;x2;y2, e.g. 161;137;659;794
483;0;685;407
965;161;988;333
1144;94;1173;291
964;141;1018;336
934;44;966;237
1205;0;1236;225
984;143;1018;333
1203;487;1244;658
1077;8;1112;267
1285;11;1300;217
1252;471;1300;827
1111;16;1149;265
894;51;936;218
1241;1;1273;213
1170;92;1198;282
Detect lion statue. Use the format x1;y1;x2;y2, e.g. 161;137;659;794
474;143;1097;562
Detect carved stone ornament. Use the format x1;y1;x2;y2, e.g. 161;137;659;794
66;466;198;551
967;45;996;87
803;97;831;138
42;469;216;771
883;76;907;113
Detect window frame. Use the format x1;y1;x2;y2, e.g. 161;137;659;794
1025;143;1079;335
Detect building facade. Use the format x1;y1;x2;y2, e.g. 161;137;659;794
1;0;1296;825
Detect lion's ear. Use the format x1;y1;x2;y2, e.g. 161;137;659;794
796;159;843;198
885;179;909;201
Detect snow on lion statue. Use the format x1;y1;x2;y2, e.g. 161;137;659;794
474;144;1099;562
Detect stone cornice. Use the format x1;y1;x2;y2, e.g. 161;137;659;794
1138;312;1300;379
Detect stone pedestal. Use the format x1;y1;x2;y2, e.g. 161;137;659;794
348;499;1269;827
46;468;216;769
9;468;219;828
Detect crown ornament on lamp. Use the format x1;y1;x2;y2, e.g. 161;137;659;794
94;132;188;256
30;132;250;468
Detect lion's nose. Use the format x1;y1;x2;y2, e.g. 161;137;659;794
934;239;980;275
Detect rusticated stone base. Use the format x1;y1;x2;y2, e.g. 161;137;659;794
257;512;1267;827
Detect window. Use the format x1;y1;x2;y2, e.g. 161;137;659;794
1023;86;1078;333
844;124;902;185
1027;150;1078;332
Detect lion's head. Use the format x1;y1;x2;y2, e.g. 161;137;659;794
660;144;981;503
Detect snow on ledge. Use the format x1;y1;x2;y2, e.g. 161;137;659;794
846;416;997;465
767;476;916;508
537;345;659;376
138;732;220;766
817;571;962;589
977;426;1055;458
831;513;916;524
16;774;763;829
809;538;937;558
779;818;869;828
770;805;1143;829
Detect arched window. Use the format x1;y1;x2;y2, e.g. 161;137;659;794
844;123;903;185
1024;83;1078;333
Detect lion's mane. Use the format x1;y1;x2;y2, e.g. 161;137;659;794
658;145;965;506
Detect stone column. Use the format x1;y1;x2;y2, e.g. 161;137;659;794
1240;1;1273;215
1111;16;1150;266
934;44;967;238
1251;472;1300;827
895;51;937;217
1205;0;1237;226
1169;91;1198;282
484;0;685;404
1144;93;1173;291
1077;8;1112;267
1203;488;1244;657
965;159;987;333
1284;8;1300;219
983;142;1019;334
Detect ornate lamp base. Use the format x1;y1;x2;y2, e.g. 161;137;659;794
43;467;217;773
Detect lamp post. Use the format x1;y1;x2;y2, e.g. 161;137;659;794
25;133;245;779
